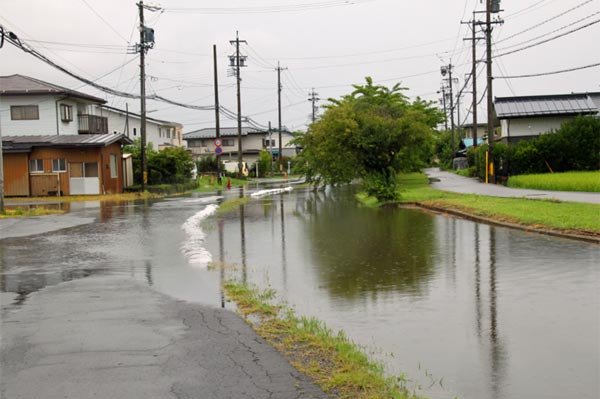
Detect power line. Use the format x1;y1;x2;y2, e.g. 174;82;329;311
164;0;376;14
80;0;131;43
494;18;600;58
495;61;600;79
497;0;595;44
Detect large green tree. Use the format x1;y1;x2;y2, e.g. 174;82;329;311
295;77;442;200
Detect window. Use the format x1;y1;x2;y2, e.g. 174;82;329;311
222;138;235;147
188;140;202;148
263;139;275;147
133;127;137;136
84;163;99;178
52;159;66;172
60;104;73;122
11;105;39;120
109;154;118;178
29;159;44;173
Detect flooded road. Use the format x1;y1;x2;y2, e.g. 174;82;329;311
1;186;598;399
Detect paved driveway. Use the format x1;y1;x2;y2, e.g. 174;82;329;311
425;168;600;204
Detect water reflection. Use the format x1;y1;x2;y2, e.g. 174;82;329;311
303;189;436;299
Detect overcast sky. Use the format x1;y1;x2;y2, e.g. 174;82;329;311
1;0;599;132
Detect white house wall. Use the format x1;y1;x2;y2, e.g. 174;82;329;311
501;116;573;138
57;99;80;135
1;94;61;135
97;107;180;149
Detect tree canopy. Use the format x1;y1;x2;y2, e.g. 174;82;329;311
294;77;443;200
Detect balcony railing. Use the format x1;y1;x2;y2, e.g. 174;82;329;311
78;114;108;134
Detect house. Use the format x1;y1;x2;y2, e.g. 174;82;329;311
183;127;297;164
2;134;132;196
494;92;600;144
0;74;109;136
96;104;184;149
0;74;184;150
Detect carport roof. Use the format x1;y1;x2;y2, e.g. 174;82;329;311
2;134;133;153
495;92;599;119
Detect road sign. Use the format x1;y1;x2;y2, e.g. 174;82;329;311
215;147;223;155
214;139;222;147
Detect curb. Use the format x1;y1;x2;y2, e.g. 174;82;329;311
404;202;600;244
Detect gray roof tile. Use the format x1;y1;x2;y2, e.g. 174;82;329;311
495;92;599;119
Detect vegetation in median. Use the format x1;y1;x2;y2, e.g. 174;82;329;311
216;196;250;214
6;192;160;204
396;173;600;235
0;207;65;219
507;171;600;193
224;281;423;399
195;175;248;192
294;77;442;200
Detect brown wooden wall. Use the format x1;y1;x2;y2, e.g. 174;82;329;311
99;143;124;194
3;153;30;196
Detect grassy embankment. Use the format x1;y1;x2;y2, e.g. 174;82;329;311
195;175;248;193
3;192;161;219
0;207;65;219
507;171;600;192
6;192;160;204
358;173;600;236
224;281;422;399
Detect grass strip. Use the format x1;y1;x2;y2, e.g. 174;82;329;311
6;192;160;204
507;171;600;192
224;281;423;399
216;196;250;214
195;175;248;193
0;207;65;219
396;173;600;235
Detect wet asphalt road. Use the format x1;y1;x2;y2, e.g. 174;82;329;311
0;212;328;399
426;168;600;204
1;276;327;399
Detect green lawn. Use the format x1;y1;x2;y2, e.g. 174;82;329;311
395;173;600;234
507;171;600;192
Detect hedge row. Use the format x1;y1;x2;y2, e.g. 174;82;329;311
466;116;600;178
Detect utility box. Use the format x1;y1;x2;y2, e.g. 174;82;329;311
143;27;155;44
491;0;501;13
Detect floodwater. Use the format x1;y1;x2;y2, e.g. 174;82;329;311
1;186;598;399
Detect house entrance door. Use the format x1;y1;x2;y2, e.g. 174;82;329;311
69;162;100;195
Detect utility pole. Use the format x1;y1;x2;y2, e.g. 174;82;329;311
438;87;448;131
136;1;157;191
268;121;274;175
441;64;456;153
213;44;221;180
308;88;320;123
485;0;503;182
125;103;130;137
470;16;479;148
276;62;287;168
229;32;247;178
486;0;494;155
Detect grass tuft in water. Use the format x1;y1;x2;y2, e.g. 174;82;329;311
216;197;250;215
0;207;65;219
224;281;423;399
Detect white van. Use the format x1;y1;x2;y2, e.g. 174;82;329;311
223;160;249;176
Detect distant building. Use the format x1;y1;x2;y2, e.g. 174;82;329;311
96;104;184;149
495;92;600;144
0;74;108;136
183;127;297;164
